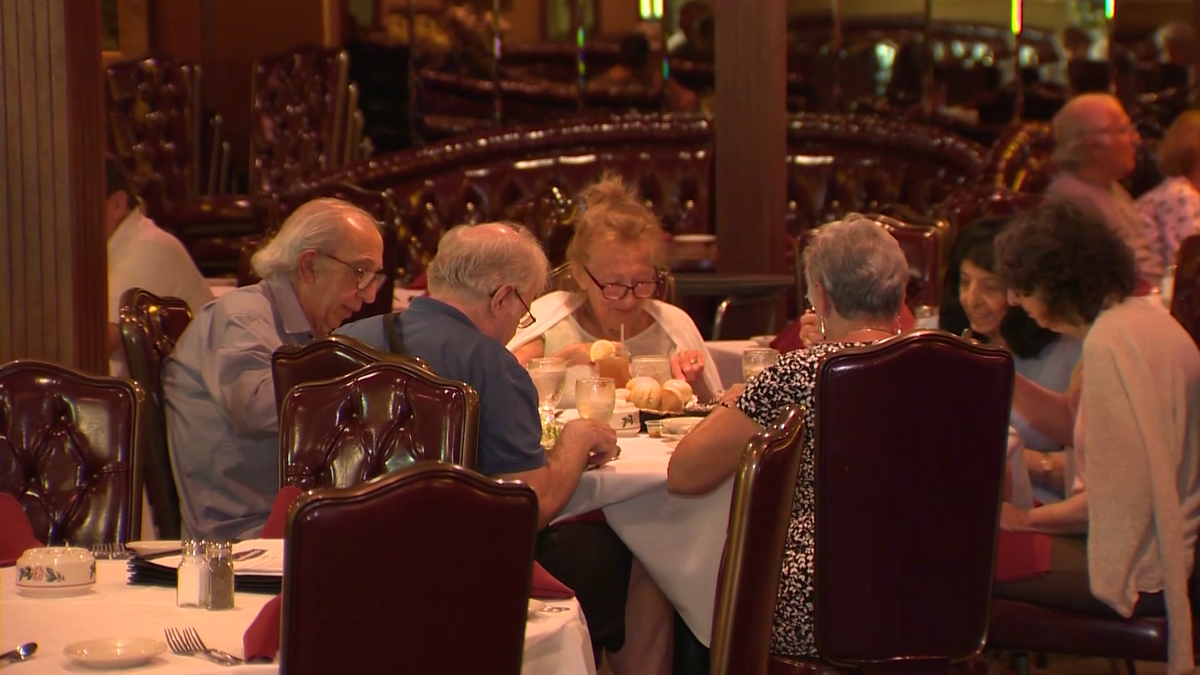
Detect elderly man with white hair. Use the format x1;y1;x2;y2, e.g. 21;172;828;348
1046;93;1165;287
337;222;673;675
164;198;385;541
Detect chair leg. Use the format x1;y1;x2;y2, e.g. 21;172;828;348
712;297;733;341
1011;651;1031;675
1034;652;1048;669
1123;659;1137;675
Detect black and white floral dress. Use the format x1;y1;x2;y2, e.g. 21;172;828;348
734;340;870;658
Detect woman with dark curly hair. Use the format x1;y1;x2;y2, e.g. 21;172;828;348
992;200;1200;673
940;217;1081;454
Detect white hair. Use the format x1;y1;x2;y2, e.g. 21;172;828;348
1052;93;1122;171
427;222;550;301
251;198;378;279
803;214;909;320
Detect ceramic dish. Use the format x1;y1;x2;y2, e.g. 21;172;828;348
63;638;166;669
16;547;95;594
661;416;703;439
123;541;182;557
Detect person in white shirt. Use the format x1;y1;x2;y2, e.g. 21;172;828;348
106;156;213;376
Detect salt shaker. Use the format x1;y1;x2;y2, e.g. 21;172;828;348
205;542;235;610
176;540;209;608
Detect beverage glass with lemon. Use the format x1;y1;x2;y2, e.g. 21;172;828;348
575;377;616;424
590;340;631;388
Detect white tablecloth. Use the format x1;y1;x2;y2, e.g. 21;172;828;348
205;279;425;312
556;435;731;647
1;561;593;675
705;339;758;389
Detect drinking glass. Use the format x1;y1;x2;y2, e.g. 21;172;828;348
527;358;567;413
575;377;616;424
742;348;780;382
631;355;672;384
1163;264;1177;306
595;344;631;387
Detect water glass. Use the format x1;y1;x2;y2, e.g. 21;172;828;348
1163;265;1177;306
575;377;616;424
742;348;780;382
527;357;567;412
631;355;672;384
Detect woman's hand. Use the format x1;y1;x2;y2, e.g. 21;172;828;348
999;502;1033;532
551;342;596;368
799;312;823;348
718;384;745;407
671;350;706;382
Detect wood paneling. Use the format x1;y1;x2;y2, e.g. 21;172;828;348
0;0;106;372
151;0;204;61
713;0;787;277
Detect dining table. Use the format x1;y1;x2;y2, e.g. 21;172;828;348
554;428;732;648
1;561;594;674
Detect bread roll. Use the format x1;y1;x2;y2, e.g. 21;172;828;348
626;376;662;410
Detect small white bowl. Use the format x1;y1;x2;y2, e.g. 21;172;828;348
611;404;641;437
63;637;167;669
16;546;96;594
661;416;703;438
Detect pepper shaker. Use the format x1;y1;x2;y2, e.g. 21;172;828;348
205;542;235;610
176;540;209;608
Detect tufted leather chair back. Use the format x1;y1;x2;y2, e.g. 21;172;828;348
982;121;1057;194
118;288;193;540
1171;234;1200;347
105;54;203;223
812;331;1013;669
271;335;432;414
312;113;984;279
710;405;806;675
934;184;1044;232
0;360;147;546
251;46;350;194
278;361;479;491
281;462;535;675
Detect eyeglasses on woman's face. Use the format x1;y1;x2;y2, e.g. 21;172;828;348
582;266;661;301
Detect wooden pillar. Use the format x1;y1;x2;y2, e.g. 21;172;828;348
713;0;787;277
0;0;107;372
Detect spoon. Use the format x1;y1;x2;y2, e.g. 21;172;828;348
0;642;37;664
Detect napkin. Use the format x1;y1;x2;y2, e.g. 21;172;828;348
243;594;282;662
531;561;575;600
994;530;1053;582
260;486;304;539
0;493;43;566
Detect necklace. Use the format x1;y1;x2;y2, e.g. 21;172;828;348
841;327;894;341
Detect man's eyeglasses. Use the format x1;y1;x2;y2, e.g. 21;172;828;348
321;252;387;291
582;266;661;301
492;285;536;329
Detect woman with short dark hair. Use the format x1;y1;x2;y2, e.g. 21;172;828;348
993;200;1200;673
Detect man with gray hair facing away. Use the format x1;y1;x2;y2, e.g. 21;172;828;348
1046;93;1164;287
338;223;673;674
164;198;385;541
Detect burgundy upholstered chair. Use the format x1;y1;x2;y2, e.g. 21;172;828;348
1170;233;1200;348
280;462;535;674
0;360;148;546
763;331;1013;673
278;359;479;490
271;335;431;414
710;404;807;675
118;288;194;540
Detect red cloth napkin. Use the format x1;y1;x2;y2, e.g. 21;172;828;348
0;493;43;566
532;561;575;599
994;530;1053;582
407;270;428;290
243;594;282;662
260;486;303;539
771;304;916;353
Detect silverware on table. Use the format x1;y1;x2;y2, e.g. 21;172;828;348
0;642;37;666
164;628;243;666
90;543;132;561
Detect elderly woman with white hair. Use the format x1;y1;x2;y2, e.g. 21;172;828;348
667;214;908;658
164;197;385;541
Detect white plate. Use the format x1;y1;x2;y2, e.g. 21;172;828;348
124;540;180;557
751;335;776;348
16;582;95;598
616;427;639;437
528;598;546;616
64;638;167;669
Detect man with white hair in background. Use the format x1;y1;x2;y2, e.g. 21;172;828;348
163;198;385;541
338;223;673;675
1047;93;1165;287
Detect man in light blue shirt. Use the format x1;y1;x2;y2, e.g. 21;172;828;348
163;198;384;541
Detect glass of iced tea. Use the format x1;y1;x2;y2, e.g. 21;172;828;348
575;377;616;424
595;344;631;388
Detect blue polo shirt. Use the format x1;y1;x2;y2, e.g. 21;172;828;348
336;297;548;476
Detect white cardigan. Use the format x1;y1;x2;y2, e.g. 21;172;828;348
506;291;723;395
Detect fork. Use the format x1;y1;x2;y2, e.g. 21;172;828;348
90;543;131;560
163;628;244;666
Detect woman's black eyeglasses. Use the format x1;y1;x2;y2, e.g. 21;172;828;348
582;266;662;300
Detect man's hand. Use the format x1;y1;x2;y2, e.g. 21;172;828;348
799;312;823;348
560;418;618;468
